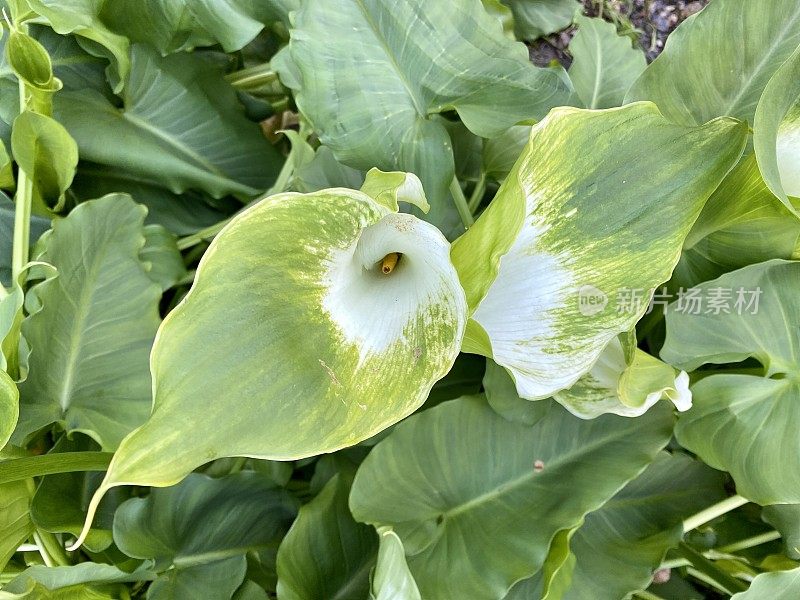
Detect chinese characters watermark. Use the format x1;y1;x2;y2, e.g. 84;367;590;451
576;285;763;316
632;286;761;315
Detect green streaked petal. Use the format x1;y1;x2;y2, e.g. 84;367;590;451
555;336;690;419
452;102;747;400
73;185;466;548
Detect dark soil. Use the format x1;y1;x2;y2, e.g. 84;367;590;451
528;0;710;68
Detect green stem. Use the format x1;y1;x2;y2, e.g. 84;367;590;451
467;173;486;214
225;63;278;90
32;531;55;567
227;456;248;474
11;69;32;286
683;495;748;532
0;452;113;485
449;176;474;229
717;530;781;554
677;542;748;594
632;591;666;600
176;218;232;251
34;530;70;567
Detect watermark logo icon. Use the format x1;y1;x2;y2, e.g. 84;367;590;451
578;285;607;316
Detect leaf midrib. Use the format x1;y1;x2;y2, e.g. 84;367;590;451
352;0;427;116
54;232;116;413
444;424;646;520
719;7;800;118
120;111;234;185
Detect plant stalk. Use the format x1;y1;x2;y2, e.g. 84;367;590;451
467;173;486;214
11;70;32;286
676;542;748;594
225;63;278;89
0;452;114;485
449;176;474;229
717;530;781;553
682;495;748;532
33;530;70;567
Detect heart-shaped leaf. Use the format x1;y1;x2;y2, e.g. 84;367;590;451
113;472;297;600
55;45;282;199
277;474;377;600
663;259;800;504
349;395;674;599
14;195;161;450
276;0;570;226
626;0;800;127
568;15;646;109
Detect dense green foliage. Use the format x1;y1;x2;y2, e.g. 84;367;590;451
0;0;799;598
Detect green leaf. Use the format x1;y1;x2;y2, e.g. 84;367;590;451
501;0;580;41
626;0;800;126
140;224;186;291
663;260;800;504
560;452;727;600
30;436;129;552
482;0;515;38
24;0;131;92
482;125;530;183
754;44;800;214
75;184;466;547
451;102;747;400
371;527;421;600
0;139;12;189
676;153;800;289
2;563;155;596
14;195;161;450
730;566;800;599
502;527;578;600
568;16;646;109
292;145;364;194
0;478;32;571
277;474;378;600
278;0;570;226
11;111;78;212
146;559;246;600
69;163;232;236
762;504;800;560
99;0;295;55
113;471;297;600
484;359;548;425
55;45;283;199
349;396;674;599
0;369;18;450
233;581;270;600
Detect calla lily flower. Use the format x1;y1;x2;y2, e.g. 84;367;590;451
70;170;466;549
451;102;747;401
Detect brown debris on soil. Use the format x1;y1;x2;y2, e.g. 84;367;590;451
528;0;710;68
